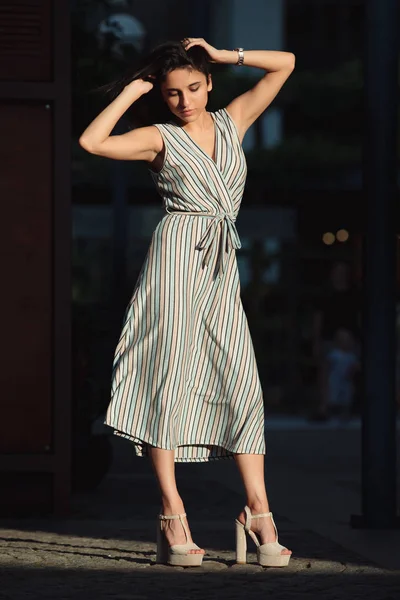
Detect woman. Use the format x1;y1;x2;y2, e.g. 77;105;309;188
80;37;295;568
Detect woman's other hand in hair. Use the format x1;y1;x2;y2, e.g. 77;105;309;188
181;37;223;63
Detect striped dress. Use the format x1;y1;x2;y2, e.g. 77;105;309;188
104;107;265;462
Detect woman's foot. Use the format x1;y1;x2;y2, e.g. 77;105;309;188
161;504;205;555
237;504;292;556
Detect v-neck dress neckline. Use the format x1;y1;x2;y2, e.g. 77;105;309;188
175;112;218;166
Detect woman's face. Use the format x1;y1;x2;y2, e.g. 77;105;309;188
160;68;212;122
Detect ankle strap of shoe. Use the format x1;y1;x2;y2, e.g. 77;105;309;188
159;512;187;520
244;506;272;531
158;512;190;544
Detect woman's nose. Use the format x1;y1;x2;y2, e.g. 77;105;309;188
180;93;189;107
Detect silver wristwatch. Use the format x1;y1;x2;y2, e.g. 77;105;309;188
234;48;244;66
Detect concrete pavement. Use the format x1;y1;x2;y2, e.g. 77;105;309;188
0;417;399;599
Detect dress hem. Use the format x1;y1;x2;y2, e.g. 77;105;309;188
105;423;265;463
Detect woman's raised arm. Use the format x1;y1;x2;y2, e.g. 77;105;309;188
182;38;295;142
79;79;163;162
223;49;295;140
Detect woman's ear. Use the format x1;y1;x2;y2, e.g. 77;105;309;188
207;74;213;92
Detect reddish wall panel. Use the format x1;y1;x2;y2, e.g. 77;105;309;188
0;103;52;453
0;0;52;81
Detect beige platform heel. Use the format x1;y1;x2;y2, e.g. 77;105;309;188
156;512;204;567
235;506;291;567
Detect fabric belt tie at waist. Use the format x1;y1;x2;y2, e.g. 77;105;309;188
166;209;242;279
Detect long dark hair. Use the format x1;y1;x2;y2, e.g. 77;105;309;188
99;40;211;128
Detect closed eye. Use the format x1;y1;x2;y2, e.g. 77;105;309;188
167;85;201;97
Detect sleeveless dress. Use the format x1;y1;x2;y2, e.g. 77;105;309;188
104;107;265;462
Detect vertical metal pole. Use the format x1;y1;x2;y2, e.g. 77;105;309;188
112;157;128;311
110;116;129;312
351;0;399;529
53;0;71;515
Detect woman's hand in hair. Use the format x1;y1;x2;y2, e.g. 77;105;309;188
125;77;154;95
181;37;223;63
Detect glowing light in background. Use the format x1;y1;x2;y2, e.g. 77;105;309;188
336;229;349;242
322;232;335;245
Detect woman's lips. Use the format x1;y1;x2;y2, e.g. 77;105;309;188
181;109;194;116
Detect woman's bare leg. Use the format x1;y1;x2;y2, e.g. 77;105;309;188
148;446;204;554
234;453;291;555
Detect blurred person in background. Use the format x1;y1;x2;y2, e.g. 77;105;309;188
325;327;360;421
310;261;361;421
79;38;295;567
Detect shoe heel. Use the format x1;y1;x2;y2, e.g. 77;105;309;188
235;520;247;564
156;522;168;564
